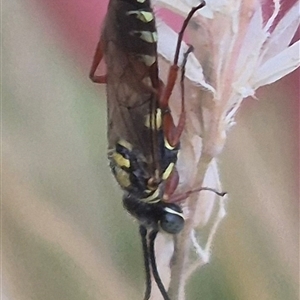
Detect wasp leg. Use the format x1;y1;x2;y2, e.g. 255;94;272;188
163;168;180;202
160;65;185;148
163;44;194;148
160;2;206;147
89;40;107;84
171;187;227;203
90;74;107;84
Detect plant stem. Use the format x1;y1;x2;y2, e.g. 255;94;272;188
168;155;212;300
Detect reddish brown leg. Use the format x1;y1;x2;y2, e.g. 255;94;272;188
89;40;107;84
160;65;185;148
159;2;206;147
171;187;227;203
163;168;180;202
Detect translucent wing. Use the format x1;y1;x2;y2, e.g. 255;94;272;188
102;0;161;177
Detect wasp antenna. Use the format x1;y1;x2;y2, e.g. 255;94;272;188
148;230;171;300
140;226;152;300
173;1;206;66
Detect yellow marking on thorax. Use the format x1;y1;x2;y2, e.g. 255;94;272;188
127;10;154;23
142;188;160;203
162;162;175;180
114;167;131;188
137;0;146;3
164;137;176;150
112;152;130;169
117;139;133;150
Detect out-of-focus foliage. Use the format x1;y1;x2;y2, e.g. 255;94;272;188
3;0;299;300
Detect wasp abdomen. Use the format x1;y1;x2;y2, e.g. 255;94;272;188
114;0;157;66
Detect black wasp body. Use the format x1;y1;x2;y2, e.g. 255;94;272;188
95;0;184;235
90;1;207;299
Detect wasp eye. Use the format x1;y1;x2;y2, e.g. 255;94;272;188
160;211;184;234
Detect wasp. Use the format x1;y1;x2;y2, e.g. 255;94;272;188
89;1;210;299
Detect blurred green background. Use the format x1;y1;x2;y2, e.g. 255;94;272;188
3;0;299;299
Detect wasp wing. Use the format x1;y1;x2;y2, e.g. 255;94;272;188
102;0;161;177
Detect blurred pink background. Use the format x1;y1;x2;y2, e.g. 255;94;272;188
4;1;299;299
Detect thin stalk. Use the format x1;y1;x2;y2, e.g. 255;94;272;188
168;155;213;300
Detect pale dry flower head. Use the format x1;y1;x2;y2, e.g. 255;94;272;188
151;0;300;299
